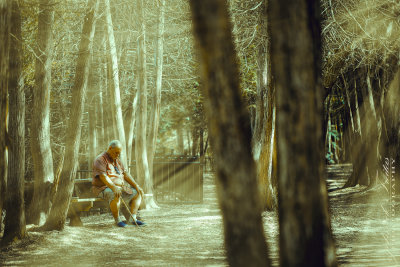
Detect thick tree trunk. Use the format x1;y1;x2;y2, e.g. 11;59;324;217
269;0;337;266
382;69;400;194
135;0;155;208
43;0;98;231
104;0;127;166
2;0;25;245
147;0;165;180
345;75;368;187
28;0;55;225
0;0;11;235
189;1;270;266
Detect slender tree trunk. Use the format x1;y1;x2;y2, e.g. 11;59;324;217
365;71;380;185
176;128;184;154
104;0;127;165
102;46;113;143
0;0;11;235
191;128;199;156
147;0;165;182
135;0;155;207
97;82;105;146
260;87;277;211
88;67;97;164
43;0;98;231
93;14;105;149
252;0;268;162
2;0;25;245
28;0;55;225
253;0;277;211
269;0;337;266
189;1;271;266
127;89;138;167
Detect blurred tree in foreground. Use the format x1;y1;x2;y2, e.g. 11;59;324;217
189;0;271;266
269;0;337;266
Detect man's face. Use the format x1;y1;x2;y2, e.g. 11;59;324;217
108;146;122;160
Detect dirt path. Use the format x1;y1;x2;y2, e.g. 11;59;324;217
0;173;229;266
1;167;400;266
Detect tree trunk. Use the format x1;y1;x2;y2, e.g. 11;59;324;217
191;128;199;156
189;1;271;266
2;0;25;245
42;0;98;231
135;0;155;208
28;0;55;225
253;0;276;211
269;0;337;266
147;0;165;180
104;0;127;166
0;0;11;235
88;67;97;165
176;128;184;154
345;75;368;187
259;88;277;211
127;89;138;168
383;69;400;194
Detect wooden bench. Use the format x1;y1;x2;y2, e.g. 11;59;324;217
68;178;109;226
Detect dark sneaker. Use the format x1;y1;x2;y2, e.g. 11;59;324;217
132;220;146;226
116;221;127;227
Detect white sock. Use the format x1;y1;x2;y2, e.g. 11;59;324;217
127;214;137;223
114;216;123;223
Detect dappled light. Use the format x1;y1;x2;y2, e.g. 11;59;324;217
1;0;400;266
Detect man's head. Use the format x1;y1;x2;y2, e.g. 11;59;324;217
107;140;122;160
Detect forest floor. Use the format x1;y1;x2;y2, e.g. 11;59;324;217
1;166;400;266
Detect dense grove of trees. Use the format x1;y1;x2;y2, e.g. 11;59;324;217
1;0;400;266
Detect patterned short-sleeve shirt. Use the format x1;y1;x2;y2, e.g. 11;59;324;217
92;151;132;195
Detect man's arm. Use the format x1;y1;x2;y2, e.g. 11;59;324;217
99;173;122;197
123;172;144;197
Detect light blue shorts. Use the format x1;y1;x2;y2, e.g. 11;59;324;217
99;187;138;204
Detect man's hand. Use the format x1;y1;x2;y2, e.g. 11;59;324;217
112;185;122;198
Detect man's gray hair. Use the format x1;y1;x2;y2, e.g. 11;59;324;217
108;140;122;148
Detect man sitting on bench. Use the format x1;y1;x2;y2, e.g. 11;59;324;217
92;140;145;227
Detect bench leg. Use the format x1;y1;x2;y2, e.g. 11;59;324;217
68;206;83;226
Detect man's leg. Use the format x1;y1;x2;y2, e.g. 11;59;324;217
129;193;142;216
101;188;126;227
122;188;145;225
109;196;120;220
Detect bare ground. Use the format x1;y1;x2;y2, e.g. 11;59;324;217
1;168;400;266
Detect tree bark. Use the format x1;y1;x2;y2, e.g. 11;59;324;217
269;0;337;266
382;69;400;194
43;0;98;231
0;0;11;235
104;0;127;166
28;0;55;225
189;1;271;266
135;0;155;207
2;0;25;245
253;0;277;211
147;0;165;182
176;128;184;154
127;89;138;167
88;67;97;165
